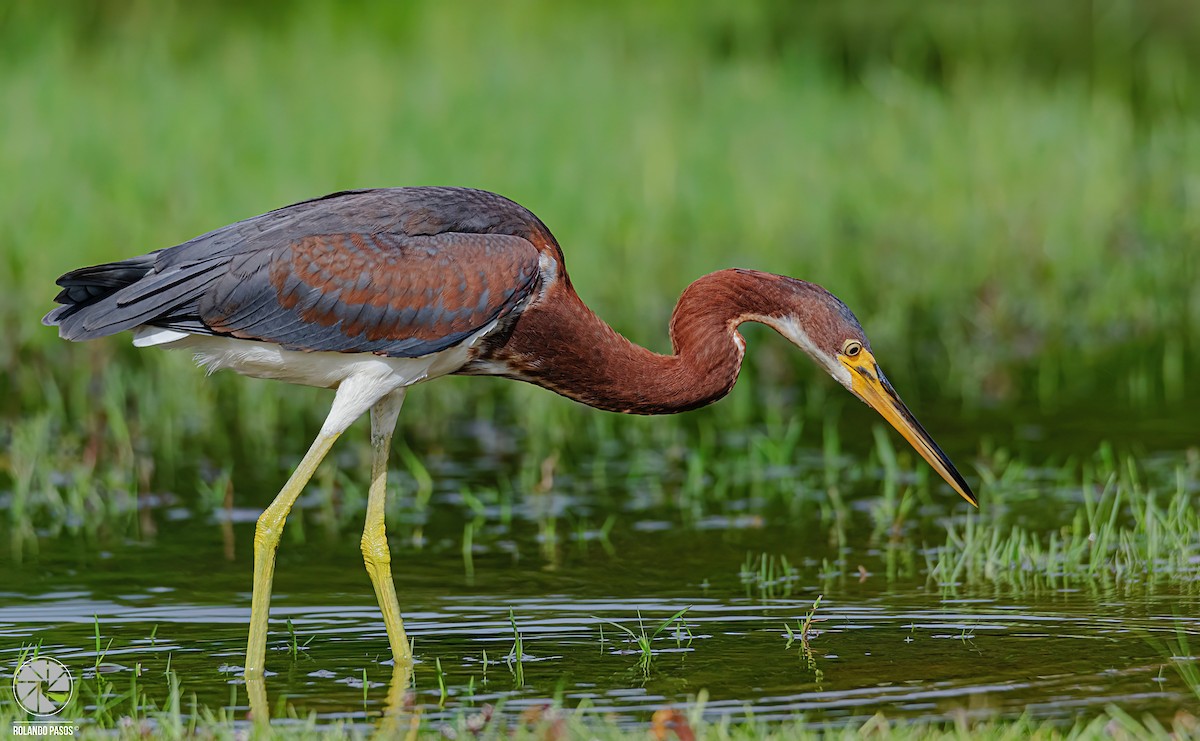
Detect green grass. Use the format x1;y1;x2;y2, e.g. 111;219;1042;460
6;382;1198;590
505;608;525;687
599;606;692;675
0;0;1196;525
1;0;1197;456
3;688;1196;740
926;445;1200;591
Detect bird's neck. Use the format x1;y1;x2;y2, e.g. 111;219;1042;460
491;269;776;414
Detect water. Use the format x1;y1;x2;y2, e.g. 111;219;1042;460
4;582;1194;726
3;425;1199;731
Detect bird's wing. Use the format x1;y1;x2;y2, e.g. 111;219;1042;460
189;231;542;356
46;188;555;354
56;230;542;357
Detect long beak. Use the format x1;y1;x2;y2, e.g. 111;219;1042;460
843;351;977;507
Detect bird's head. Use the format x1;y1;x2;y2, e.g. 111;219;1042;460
745;272;977;507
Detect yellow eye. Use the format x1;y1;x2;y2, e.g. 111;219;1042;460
842;340;863;358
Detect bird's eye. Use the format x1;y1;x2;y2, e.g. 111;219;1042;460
842;340;863;357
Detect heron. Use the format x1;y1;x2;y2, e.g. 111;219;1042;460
44;186;975;684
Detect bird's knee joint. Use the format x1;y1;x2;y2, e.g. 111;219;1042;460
253;515;282;550
361;536;391;567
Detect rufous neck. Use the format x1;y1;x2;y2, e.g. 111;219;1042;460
502;270;774;414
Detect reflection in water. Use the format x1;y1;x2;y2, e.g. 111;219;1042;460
246;658;413;732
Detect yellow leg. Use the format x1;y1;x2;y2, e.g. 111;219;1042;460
362;390;413;665
241;376;406;725
245;430;340;679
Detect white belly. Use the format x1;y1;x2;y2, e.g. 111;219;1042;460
131;322;497;390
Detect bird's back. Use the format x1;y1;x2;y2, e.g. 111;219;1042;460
44;187;560;359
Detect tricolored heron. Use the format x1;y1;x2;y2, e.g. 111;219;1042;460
44;187;975;682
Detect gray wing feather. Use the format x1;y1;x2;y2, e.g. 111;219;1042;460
55;259;229;340
46;188;547;357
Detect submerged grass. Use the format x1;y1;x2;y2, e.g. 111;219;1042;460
1144;624;1200;705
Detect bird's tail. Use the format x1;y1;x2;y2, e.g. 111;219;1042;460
42;254;158;335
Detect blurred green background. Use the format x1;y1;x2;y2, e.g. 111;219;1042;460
1;0;1197;502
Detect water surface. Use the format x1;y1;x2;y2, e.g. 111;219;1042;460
2;413;1199;729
